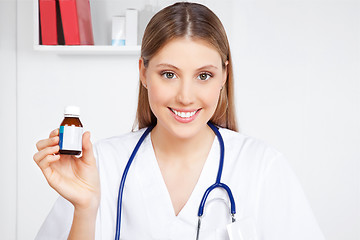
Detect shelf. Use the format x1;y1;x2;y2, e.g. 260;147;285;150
33;45;141;55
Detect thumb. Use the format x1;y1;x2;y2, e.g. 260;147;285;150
81;131;96;165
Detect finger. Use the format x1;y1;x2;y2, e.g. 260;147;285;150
34;145;60;165
38;153;60;171
80;131;96;165
36;136;59;151
49;128;59;138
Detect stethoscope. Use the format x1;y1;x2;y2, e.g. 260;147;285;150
114;122;236;240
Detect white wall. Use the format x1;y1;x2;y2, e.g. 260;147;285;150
231;1;360;239
0;0;17;239
0;0;358;239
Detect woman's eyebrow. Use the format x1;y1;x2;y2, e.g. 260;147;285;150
196;65;218;70
155;63;179;70
155;63;218;70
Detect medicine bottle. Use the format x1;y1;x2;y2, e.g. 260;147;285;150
59;106;83;155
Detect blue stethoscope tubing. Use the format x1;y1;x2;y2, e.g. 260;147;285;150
115;122;236;240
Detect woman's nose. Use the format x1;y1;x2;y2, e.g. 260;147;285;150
176;79;195;105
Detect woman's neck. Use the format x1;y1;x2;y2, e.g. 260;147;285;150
150;124;215;166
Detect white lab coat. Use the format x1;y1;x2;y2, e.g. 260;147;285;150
35;127;325;240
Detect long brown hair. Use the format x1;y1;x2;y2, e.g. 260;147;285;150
134;2;238;131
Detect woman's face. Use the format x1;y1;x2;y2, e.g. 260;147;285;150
140;37;227;139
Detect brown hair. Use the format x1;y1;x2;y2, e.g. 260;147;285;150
134;2;238;131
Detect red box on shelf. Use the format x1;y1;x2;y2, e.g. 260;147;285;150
58;0;94;45
39;0;58;45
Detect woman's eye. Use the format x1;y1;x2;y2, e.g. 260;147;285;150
162;72;176;79
198;73;211;81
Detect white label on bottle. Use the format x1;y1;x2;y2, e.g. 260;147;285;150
59;125;83;151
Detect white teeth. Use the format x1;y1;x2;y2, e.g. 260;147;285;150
172;109;197;118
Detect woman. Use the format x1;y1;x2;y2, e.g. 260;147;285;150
34;2;325;239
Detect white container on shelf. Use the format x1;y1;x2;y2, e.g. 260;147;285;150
112;16;126;46
125;8;138;46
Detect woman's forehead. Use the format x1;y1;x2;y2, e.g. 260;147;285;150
149;37;223;69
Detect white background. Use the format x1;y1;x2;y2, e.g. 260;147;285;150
0;0;359;239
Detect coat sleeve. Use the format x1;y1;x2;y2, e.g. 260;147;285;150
255;154;325;240
34;196;74;240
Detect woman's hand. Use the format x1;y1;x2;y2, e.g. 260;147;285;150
34;129;100;211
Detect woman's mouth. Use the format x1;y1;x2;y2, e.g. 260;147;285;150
168;108;201;123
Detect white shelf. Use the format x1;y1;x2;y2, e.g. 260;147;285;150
33;45;141;55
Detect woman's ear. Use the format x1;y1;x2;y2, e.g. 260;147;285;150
139;57;147;88
222;60;229;88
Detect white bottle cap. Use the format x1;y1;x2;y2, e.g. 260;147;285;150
64;106;80;116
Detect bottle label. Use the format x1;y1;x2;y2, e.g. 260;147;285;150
59;126;83;151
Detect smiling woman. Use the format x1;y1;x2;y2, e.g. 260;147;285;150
34;2;325;240
140;37;227;140
136;2;237;132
